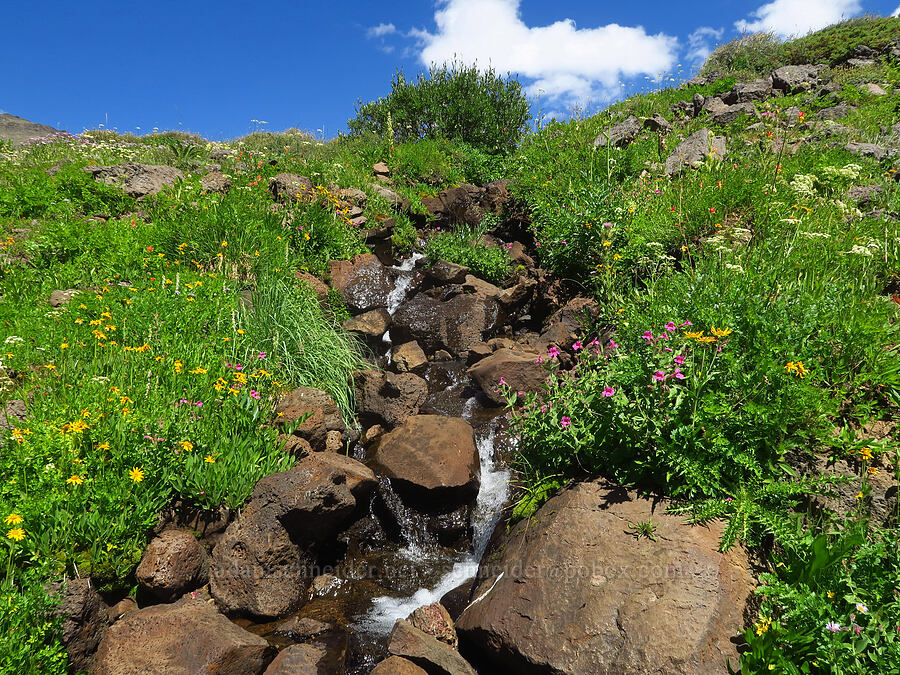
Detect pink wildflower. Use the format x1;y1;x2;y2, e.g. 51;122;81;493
665;322;676;331
641;331;654;342
250;390;260;400
602;386;615;397
560;416;571;428
573;340;583;351
674;354;685;365
548;346;560;358
608;339;618;349
672;368;686;380
652;370;666;382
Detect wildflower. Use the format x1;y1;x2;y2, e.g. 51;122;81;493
61;343;69;349
4;514;23;526
236;329;245;335
66;474;84;486
784;361;808;378
672;368;686;380
129;467;145;483
827;591;835;599
652;371;666;382
180;441;194;452
642;331;654;342
664;322;676;332
534;355;543;364
674;355;685;365
696;336;717;344
754;615;772;636
684;331;704;339
548;346;560;358
608;339;618;349
602;386;615;397
11;428;31;443
710;327;732;337
825;621;842;632
856;603;868;614
97;442;110;451
6;528;25;541
859;447;873;461
560;416;571;428
573;341;583;351
173;360;183;374
855;492;864;499
250;390;261;400
204;455;216;463
258;352;266;359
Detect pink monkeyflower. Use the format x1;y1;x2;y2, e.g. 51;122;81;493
498;376;507;386
665;322;676;332
258;352;266;359
560;416;571;428
663;347;673;352
572;340;583;351
195;401;203;407
249;390;260;400
548;346;560;358
652;370;666;382
535;355;544;364
674;354;685;365
678;321;693;328
641;331;654;342
602;386;615;397
672;368;686;380
608;339;618;349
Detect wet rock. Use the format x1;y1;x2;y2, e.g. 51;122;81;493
269;173;315;203
441;581;474;621
274;386;346;452
209;453;376;618
592;115;642;149
457;480;753;675
772;64;818;93
710;102;760;126
264;644;332;674
329;253;395;313
295;270;330;303
136;529;209;602
373;415;480;508
392;341;428;373
846;142;900;161
408;603;458;648
199;171;231;194
354;370;427;428
342;308;391;339
371;656;429;675
94;593;273;674
468;348;546;406
49;288;78;307
723;77;772;104
428;260;470;285
665;128;726;176
812;104;854;121
84;162;183;198
391;292;503;356
465;342;493;366
52;578;108;674
389;619;476;675
643;113;673;133
273;616;333;641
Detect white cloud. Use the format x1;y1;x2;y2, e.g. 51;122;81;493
367;23;397;39
735;0;862;38
687;26;724;65
891;4;900;16
411;0;678;107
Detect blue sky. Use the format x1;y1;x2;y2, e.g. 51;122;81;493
2;0;898;139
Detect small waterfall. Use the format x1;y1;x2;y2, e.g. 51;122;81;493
356;403;510;635
386;252;425;316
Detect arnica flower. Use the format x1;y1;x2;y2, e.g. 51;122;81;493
204;455;216;464
602;386;615;397
652;370;666;382
572;341;583;351
4;514;23;526
180;441;194;452
66;474;84;486
826;621;842;632
129;467;145;483
560;416;571;428
6;528;25;542
710;326;732;338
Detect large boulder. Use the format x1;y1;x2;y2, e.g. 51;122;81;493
468;348;547;406
722;78;772;104
329;253;395;314
457;480;753;675
136;529;209;602
540;296;600;348
421;181;510;226
391;341;428;373
354;370;427;428
391;292;503;357
52;578;108;674
593;115;642;148
371;656;429;675
94;593;273;674
269;173;315;203
209;453;376;618
274;386;345;451
199;171;232;194
665;128;726;176
263;644;333;674
373;415;480;508
84;162;183;198
845;142;900;161
710;102;760;126
408;602;458;648
342;308;391;339
388;619;476;675
772;64;819;93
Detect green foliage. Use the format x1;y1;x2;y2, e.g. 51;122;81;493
0;571;67;675
348;61;530;154
425;220;510;283
701;32;784;80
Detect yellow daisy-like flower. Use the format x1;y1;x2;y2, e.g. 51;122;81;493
6;528;25;542
180;441;194;452
204;455;216;464
66;474;85;486
129;467;145;483
696;336;717;343
97;442;110;451
4;514;23;526
710;326;732;337
236;329;245;335
61;343;69;349
683;331;705;339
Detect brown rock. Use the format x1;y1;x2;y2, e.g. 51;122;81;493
541;296;600;348
391;292;504;356
665;128;727;176
710;102;760;126
593;115;642;148
392;341;428;373
94;594;273;674
456;480;753;675
373;162;391;176
84;162;183;198
644;113;673;133
53;578;108;673
263;644;331;674
106;597;138;622
295;271;330;303
136;529;209;602
49;288;78;307
199;172;232;194
370;656;429;675
372;183;409;211
354;370;427;428
274;387;345;451
388;619;475;675
269;173;315;203
468;348;546;406
329;253;395;313
342;308;391;338
408;603;457;648
428;260;470;284
373;415;480;507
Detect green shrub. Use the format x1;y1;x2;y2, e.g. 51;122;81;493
348;61;530;154
425;221;510;283
700;33;784;80
0;573;67;675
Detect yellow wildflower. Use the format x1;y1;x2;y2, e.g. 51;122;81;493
204;455;216;464
97;442;110;451
66;474;85;486
6;528;25;542
129;467;144;483
859;447;873;461
4;514;23;526
754;615;772;636
696;336;717;343
173;360;183;374
710;327;732;337
180;441;194;452
236;329;245;335
683;331;705;339
189;367;208;374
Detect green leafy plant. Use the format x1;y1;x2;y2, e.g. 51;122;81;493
425;220;510;283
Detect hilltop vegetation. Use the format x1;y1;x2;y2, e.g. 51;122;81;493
1;15;899;674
